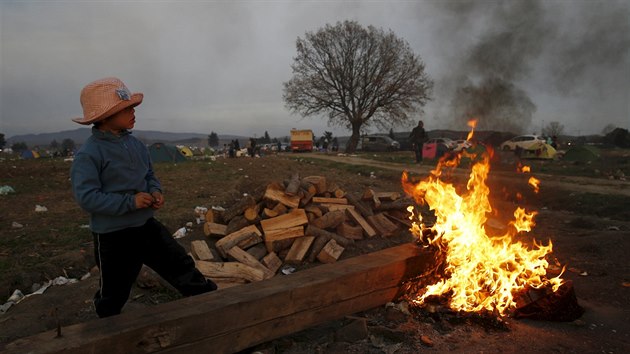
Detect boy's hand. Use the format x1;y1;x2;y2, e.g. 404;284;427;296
151;191;165;209
134;192;155;209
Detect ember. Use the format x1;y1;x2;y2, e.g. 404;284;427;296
402;123;567;318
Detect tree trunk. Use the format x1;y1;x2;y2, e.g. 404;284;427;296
345;122;362;153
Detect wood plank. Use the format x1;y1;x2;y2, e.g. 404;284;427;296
260;209;308;233
195;261;264;283
227;246;275;279
312;197;348;205
345;208;377;238
284;236;315;263
5;244;433;354
190;240;215;261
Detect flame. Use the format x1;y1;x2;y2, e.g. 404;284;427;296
466;119;478;141
402;127;563;317
517;163;531;173
528;177;540;193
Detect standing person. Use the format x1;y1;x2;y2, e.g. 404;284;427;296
409;120;427;163
70;77;217;318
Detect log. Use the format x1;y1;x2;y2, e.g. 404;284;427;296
300;180;317;196
244;203;262;222
304;204;323;218
205;208;224;224
305;225;352;247
302;175;327;194
5;244;434;354
374;192;401;201
374;197;415;212
222;195;256;222
260;209;308;233
334;188;346;198
298;187;316;207
311;210;346;230
367;213;398;237
264;183;300;208
284;172;301;196
264;226;304;252
362;188;381;209
346;193;374;218
320;204;355;212
336;222;364;240
383;212;413;228
284;236;315;264
317;239;344;263
260;251;282;275
262;207;278;219
225;215;252;235
203;222;228;237
227;246;275;279
246;243;268;261
190;240;215;261
307;234;332;263
272;202;288;215
195;261;264;283
215;225;263;258
312;197;348;205
345;208;377;238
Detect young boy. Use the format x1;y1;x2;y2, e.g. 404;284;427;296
70;77;216;318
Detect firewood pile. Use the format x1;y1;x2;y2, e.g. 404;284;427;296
191;174;414;288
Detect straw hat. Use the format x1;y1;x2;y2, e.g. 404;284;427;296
72;77;143;125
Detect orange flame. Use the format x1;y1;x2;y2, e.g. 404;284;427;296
466;119;478;141
402;127;562;317
517;163;531;173
528;176;540;193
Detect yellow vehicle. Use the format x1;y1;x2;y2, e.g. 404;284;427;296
290;129;313;152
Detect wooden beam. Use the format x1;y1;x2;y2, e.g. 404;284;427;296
5;244;433;354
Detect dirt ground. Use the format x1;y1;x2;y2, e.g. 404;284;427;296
1;151;629;353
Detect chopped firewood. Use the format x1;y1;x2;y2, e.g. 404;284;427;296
260;209;308;233
264;182;300;208
346;193;374;217
367;213;398;237
336;222;364;240
319;203;355;212
226;215;253;235
246;243;268;260
203;222;228;237
215;225;262;258
205;208;223;224
190;240;215;261
304;204;323;218
272;202;288;215
195;261;265;282
262;207;278;219
374;192;401;201
222;195;256;222
244;203;262;222
261;251;282;275
302;175;327;194
334;188;346;198
307;234;332;262
285;236;315;264
228;246;275;279
317;239;344;263
299;187;316;207
300;180;317;195
311;209;346;230
305;225;353;247
362;188;381;208
264;225;305;252
345;208;377;238
213;278;248;289
383;212;413;228
374;197;414;212
284;172;301;196
312;197;348;205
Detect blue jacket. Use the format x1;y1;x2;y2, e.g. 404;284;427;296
70;128;161;233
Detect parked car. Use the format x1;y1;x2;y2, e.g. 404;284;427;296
453;139;473;151
500;135;546;151
360;135;400;152
425;137;457;150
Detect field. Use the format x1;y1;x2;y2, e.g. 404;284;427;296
1;149;629;352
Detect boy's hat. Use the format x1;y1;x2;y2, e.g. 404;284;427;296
72;77;143;125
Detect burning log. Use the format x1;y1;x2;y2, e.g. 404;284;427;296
514;280;584;321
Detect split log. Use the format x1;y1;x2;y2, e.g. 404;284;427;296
305;225;352;247
367;213;399;237
262;208;278;219
222;195;256;222
5;244;433;354
362;188;381;209
195;261;264;283
190;240;215;261
249;185;268;203
225;215;252;235
272;201;288;215
311;210;346;230
374;197;415;212
203;222;228;237
345;208;377;238
304;205;323;218
336;222;364;240
227;246;275;279
284;236;315;264
246;243;268;261
244;203;262;222
264;226;304;252
319;204;355;212
284;172;301;196
345;193;374;218
264;183;300;208
205;208;224;224
383;212;413;228
317;239;344;264
261;251;282;275
260;209;308;233
374;192;401;201
312;197;348;205
334;188;346;198
302;175;327;194
307;234;332;263
300;180;317;196
215;225;263;258
298;187;316;207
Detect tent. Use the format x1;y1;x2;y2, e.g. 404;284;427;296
20;150;40;159
519;141;556;159
178;146;194;157
562;145;600;162
149;143;186;163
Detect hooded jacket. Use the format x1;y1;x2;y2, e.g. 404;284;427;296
70;128;161;233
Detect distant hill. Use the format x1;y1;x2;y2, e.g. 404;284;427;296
6;129;248;148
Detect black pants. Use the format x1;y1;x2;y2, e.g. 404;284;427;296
413;144;423;163
93;218;217;317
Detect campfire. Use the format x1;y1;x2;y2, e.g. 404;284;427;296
401;123;581;320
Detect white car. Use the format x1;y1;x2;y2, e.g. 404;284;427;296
453;140;472;151
425;138;457;150
500;135;546;151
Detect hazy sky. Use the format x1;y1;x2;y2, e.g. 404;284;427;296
1;0;628;139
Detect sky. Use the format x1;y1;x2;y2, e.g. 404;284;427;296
1;0;628;139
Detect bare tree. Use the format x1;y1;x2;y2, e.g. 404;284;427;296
283;20;433;152
542;121;565;137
